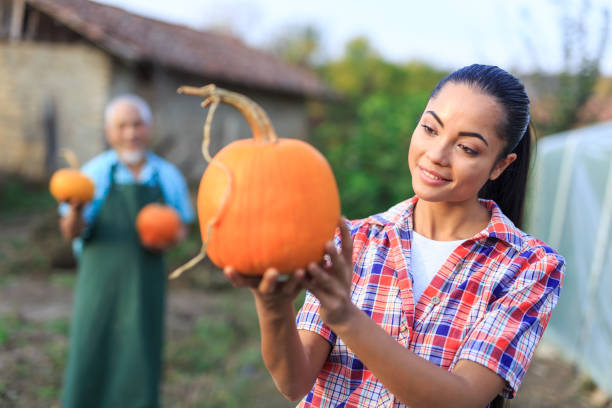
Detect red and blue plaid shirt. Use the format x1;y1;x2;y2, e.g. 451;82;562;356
296;196;565;407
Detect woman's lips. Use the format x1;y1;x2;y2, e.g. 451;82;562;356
418;166;451;185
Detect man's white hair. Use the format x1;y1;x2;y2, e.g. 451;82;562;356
104;94;152;126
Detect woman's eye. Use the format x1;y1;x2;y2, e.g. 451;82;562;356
458;144;478;155
421;124;436;135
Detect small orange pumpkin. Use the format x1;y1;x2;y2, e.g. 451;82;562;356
171;84;340;277
49;150;95;203
136;203;182;248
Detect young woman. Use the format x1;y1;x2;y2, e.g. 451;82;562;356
225;64;565;408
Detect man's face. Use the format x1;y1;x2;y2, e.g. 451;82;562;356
105;101;151;164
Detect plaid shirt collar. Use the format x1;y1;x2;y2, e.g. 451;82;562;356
365;196;525;252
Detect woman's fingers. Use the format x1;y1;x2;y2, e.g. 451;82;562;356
224;266;306;299
325;219;353;284
325;241;345;268
223;266;262;288
258;268;280;294
282;268;305;295
338;217;353;263
306;262;334;289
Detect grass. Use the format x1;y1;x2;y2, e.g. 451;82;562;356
50;273;76;289
44;318;70;336
0;315;22;347
0;274;12;289
35;386;58;399
0;178;291;407
0;275;291;408
163;293;291;408
0;177;56;217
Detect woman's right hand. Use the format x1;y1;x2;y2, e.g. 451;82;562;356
224;267;306;312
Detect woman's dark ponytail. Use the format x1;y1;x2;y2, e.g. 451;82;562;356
478;124;532;228
431;64;532;227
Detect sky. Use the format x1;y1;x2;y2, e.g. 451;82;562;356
94;0;612;75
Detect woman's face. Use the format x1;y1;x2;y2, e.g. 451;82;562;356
408;82;516;204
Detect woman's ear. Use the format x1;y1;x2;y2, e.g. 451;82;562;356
489;153;517;181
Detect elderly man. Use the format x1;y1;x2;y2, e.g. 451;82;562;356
59;94;194;408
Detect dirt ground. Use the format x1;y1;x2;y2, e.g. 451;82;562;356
0;205;611;408
0;273;611;408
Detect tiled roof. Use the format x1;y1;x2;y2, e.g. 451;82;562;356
25;0;331;98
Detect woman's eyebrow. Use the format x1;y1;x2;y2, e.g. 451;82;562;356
426;110;489;146
425;110;444;127
458;132;489;146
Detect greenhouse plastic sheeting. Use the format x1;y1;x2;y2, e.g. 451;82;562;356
526;120;612;395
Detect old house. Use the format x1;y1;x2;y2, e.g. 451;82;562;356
0;0;330;182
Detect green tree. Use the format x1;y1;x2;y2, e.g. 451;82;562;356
269;24;322;68
311;38;447;219
525;0;610;134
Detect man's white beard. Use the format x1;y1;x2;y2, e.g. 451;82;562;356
119;149;146;165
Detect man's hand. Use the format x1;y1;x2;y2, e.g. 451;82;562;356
59;200;85;241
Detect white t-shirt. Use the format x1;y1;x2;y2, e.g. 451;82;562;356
411;230;466;304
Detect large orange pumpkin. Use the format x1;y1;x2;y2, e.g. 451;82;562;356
172;84;340;277
49;150;95;203
136;203;182;248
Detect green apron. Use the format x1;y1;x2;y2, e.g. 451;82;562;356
63;164;166;408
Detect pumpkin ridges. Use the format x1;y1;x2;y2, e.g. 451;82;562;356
250;146;264;273
260;143;289;273
49;149;95;203
197;157;232;269
136;203;182;247
49;168;95;203
284;147;302;269
203;139;339;275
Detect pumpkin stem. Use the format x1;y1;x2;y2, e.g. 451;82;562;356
168;232;210;279
201;98;219;163
61;148;80;169
177;84;277;144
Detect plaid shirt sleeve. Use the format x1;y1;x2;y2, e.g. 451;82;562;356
455;246;565;398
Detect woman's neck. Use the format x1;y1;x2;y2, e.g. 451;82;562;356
412;197;490;241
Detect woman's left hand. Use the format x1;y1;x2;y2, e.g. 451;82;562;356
303;217;356;327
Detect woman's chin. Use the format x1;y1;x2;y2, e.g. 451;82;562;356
412;183;449;203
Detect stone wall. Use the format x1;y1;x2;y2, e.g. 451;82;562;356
0;43;311;184
0;43;111;179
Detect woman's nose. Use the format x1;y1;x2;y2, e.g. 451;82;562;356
425;140;450;166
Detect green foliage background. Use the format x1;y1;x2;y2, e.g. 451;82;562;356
309;38;447;219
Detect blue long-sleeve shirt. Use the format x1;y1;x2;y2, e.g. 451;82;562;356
60;150;195;255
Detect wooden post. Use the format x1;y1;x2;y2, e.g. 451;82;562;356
25;7;39;39
43;97;58;174
0;2;4;37
9;0;25;41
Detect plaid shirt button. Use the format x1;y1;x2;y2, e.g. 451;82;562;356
431;296;441;305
